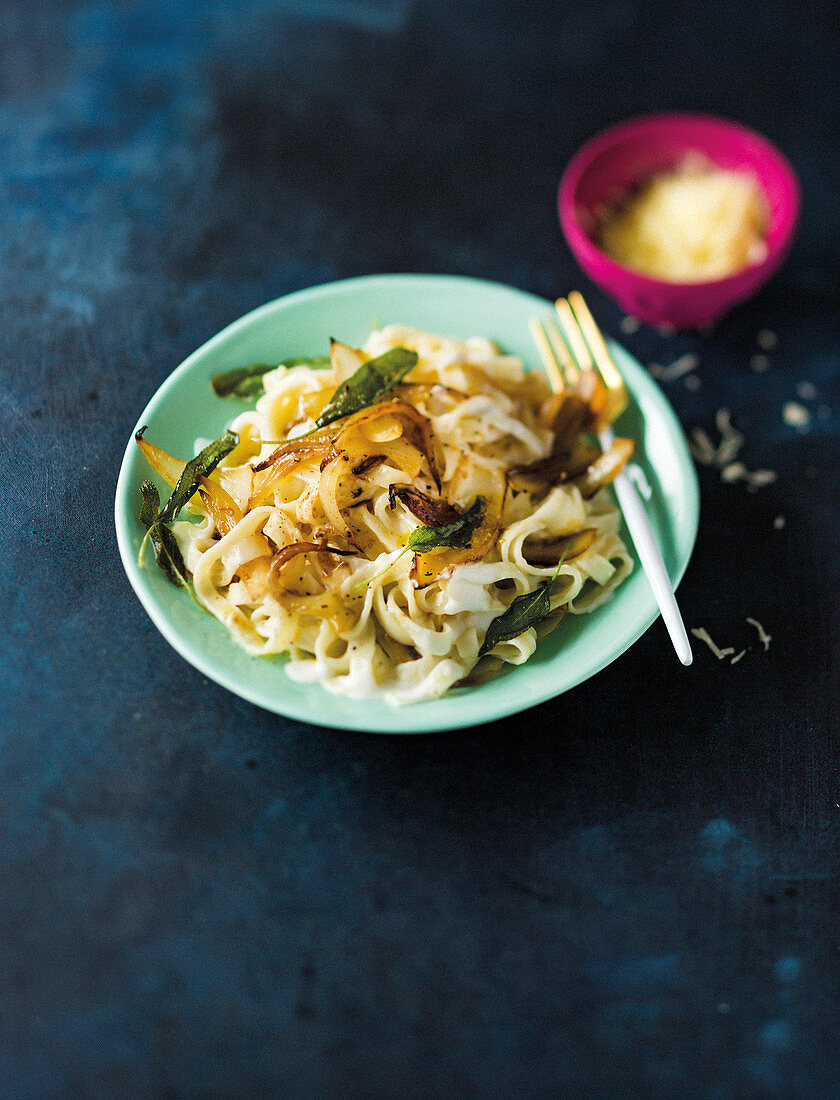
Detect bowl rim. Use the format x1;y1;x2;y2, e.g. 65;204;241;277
558;111;801;292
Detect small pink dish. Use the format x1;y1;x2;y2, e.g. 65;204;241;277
558;113;801;328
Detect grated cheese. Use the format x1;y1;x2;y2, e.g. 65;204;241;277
690;408;776;490
715;407;740;443
598;156;768;282
689;427;718;466
757;329;778;351
783;401;811;428
648;353;699;381
691;627;735;660
746;617;771;651
741;469;777;492
692;619;772;664
721;461;747;483
689;408;743;467
719;462;777;490
716;432;744;467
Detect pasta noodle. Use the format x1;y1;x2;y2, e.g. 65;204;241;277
168;325;634;704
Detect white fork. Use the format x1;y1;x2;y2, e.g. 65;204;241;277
530;293;693;666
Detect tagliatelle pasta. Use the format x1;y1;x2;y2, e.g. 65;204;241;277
142;325;634;704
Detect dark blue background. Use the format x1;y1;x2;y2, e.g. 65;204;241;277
2;1;839;1096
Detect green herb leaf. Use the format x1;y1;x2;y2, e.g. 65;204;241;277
158;430;239;525
479;553;568;656
407;497;485;552
138;477;161;531
352;497;486;592
138;480;190;587
314;346;418;429
211;356;330;399
137;430;238;587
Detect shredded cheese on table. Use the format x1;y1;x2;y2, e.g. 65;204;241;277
691;627;735;660
746;617;772;651
689;408;777;491
691;618;772;664
648;353;699;382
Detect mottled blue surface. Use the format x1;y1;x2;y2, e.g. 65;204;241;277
2;1;840;1097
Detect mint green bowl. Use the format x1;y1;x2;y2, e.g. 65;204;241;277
115;274;699;734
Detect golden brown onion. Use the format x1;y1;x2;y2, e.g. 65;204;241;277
388;485;461;527
570;438;635;498
135;434;186;489
197;475;243;536
522;527;597;565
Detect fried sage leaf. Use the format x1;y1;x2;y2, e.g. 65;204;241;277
314;347;418;430
156;430;239;524
211;356;330;399
405;496;485;552
479;553;568;656
136;429;239;586
138;480;190;587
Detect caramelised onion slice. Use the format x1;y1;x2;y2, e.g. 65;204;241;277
196;475;243;536
569;438;635;498
549;392;591;455
254;399;439;488
252;430;333;472
352;454;386;476
509;392;590;482
325;399;440;488
388;485;461;527
522;527;596;565
135;432;186;488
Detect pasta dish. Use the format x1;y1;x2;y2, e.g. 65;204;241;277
136;326;634;704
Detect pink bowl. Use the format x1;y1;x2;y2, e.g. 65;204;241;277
558;113;801;328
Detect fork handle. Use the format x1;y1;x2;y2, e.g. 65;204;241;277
602;430;693;666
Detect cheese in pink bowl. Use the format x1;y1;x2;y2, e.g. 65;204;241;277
558;113;801;329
